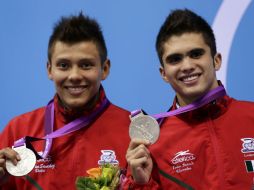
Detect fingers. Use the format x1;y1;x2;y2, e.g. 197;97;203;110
126;139;153;184
128;155;149;169
126;139;150;161
0;147;20;181
0;147;20;166
0;158;6;178
128;138;151;151
126;138;152;173
126;144;150;161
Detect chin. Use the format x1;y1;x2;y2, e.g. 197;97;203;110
66;100;88;109
182;88;206;99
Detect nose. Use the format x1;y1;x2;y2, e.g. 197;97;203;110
181;57;195;73
68;66;83;82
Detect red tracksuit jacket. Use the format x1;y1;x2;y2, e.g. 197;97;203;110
0;93;130;189
124;95;254;189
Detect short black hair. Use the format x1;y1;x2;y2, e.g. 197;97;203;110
48;12;107;63
156;9;217;65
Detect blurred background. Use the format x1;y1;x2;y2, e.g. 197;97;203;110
1;0;253;130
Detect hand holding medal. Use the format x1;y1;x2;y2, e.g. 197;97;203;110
5;145;36;177
127;112;156;185
4;96;110;178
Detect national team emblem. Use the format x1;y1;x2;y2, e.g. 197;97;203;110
98;150;119;165
245;160;254;173
241;138;254;153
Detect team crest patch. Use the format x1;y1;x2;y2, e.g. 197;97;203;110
241;138;254;153
98;150;119;165
170;150;196;173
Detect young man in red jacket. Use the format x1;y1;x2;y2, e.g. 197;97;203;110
124;9;254;189
0;13;130;189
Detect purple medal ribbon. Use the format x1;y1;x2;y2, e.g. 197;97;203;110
131;86;226;121
14;96;110;159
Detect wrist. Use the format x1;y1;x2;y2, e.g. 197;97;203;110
131;175;151;186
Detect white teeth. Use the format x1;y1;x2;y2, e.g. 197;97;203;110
182;75;198;82
68;87;83;91
67;86;86;93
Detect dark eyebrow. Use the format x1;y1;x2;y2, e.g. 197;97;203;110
55;58;70;63
165;53;183;63
187;48;205;55
78;58;97;64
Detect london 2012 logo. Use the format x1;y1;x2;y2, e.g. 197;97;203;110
98;150;119;165
241;138;254;153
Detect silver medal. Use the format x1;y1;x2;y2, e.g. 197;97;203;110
129;111;160;144
6;145;36;177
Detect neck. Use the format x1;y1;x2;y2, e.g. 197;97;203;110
57;93;100;115
176;86;221;107
176;80;220;107
176;96;197;107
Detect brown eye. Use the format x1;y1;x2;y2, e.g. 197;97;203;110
55;59;70;70
166;54;183;65
189;49;205;59
80;61;93;69
82;63;90;69
56;62;69;70
59;63;68;68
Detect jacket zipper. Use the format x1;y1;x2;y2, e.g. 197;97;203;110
207;118;226;189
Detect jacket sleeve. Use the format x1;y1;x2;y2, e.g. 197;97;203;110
0;123;17;189
121;174;160;190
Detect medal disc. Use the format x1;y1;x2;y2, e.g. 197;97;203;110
129;114;160;144
6;146;36;177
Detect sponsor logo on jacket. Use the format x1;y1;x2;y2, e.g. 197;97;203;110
171;150;196;164
171;150;196;173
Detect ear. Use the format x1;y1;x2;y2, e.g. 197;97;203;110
101;59;111;80
159;65;170;83
47;61;53;80
213;53;222;71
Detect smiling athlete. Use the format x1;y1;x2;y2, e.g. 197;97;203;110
0;13;130;189
124;9;254;190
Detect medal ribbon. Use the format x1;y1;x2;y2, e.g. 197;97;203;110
14;96;110;159
131;85;226;121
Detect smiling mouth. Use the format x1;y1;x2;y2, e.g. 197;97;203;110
65;85;88;95
179;74;201;83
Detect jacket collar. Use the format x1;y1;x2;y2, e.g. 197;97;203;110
171;82;231;122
